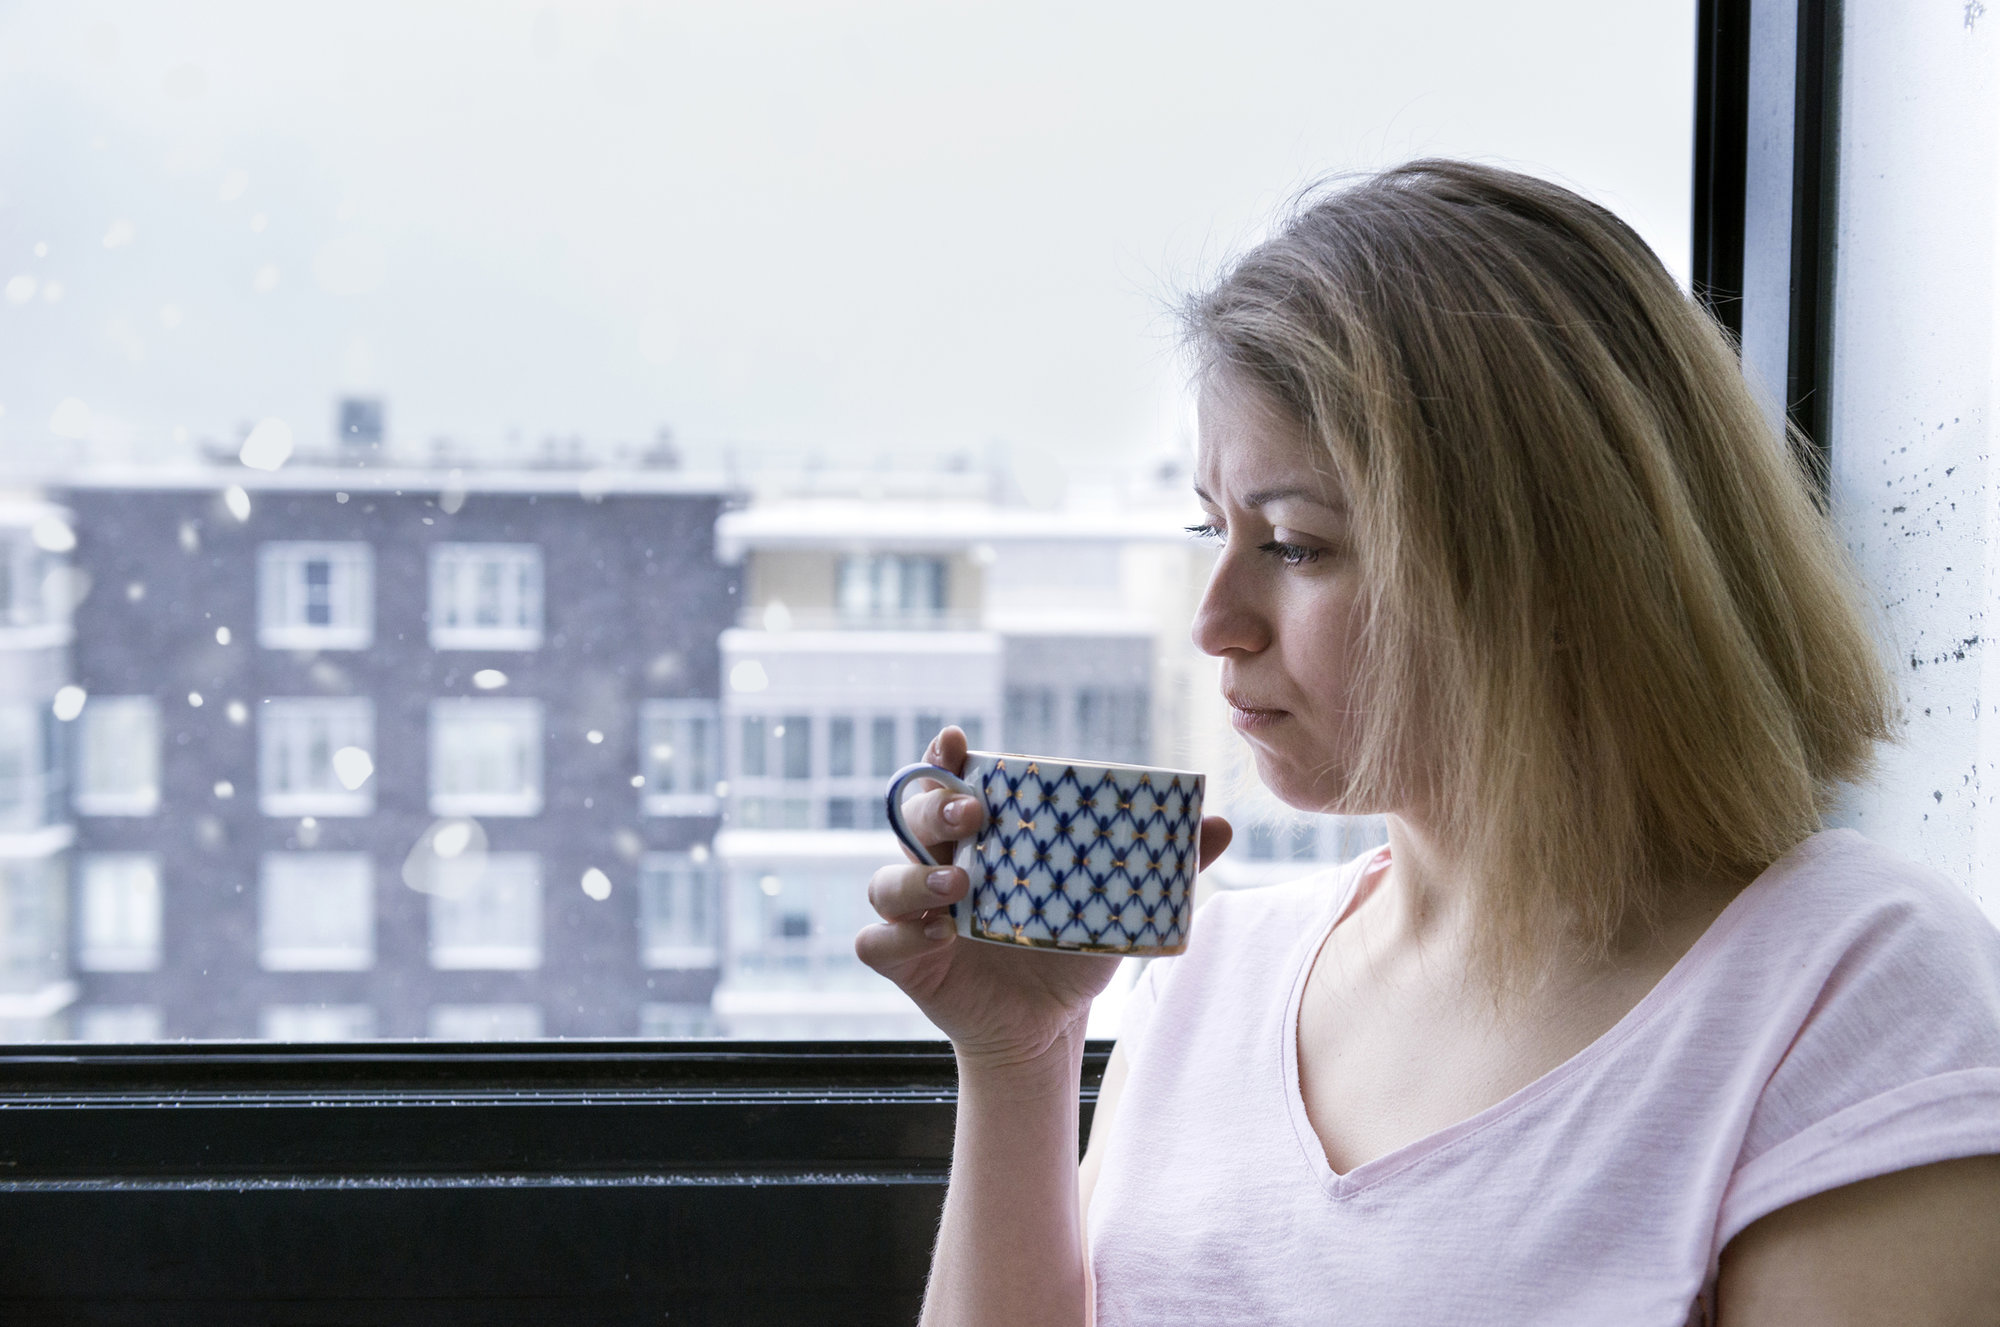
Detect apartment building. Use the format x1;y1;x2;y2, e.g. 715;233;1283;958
55;463;737;1040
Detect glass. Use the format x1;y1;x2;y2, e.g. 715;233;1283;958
0;0;1695;1041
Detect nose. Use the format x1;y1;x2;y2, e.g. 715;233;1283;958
1190;543;1272;658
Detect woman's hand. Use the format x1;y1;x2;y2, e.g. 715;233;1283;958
857;726;1232;1070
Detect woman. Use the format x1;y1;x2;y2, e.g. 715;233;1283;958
858;161;2000;1325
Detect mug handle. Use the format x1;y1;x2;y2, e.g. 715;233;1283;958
884;762;978;867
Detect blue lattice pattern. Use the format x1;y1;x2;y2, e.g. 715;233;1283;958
955;757;1201;953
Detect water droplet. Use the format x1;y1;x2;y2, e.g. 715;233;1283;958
126;582;146;602
178;521;200;553
630;774;645;788
187;691;203;708
252;263;280;294
5;275;37;304
52;685;86;722
223;486;251;521
213;779;234;799
586;729;604;744
214;626;231;645
758;874;782;897
581;868;612;901
690;843;711;864
40;281;63;304
729;659;768;693
471;669;507;690
226;700;248;725
432;821;473;859
331;746;374;790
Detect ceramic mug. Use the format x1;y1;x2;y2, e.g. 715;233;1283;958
885;752;1205;956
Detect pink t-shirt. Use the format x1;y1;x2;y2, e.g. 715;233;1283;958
1087;829;2000;1326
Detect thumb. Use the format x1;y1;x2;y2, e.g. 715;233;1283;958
1196;815;1232;872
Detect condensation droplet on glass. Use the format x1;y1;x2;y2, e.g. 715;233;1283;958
214;626;231;645
252;263;279;294
630;775;645;788
31;242;46;258
439;470;467;515
432;821;473;859
472;669;507;690
178;521;200;553
690;843;711;864
335;492;349;504
758;874;782;897
188;691;204;707
581;868;612;901
223;486;251;521
761;600;792;631
101;219;136;249
52;685;86;722
126;581;145;602
712;780;729;798
4;275;36;305
41;281;63;304
213;780;233;799
728;659;768;693
226;700;248;726
586;729;604;744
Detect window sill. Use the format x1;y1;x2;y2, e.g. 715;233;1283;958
260;792;373;818
258;627;373;651
429;794;543;818
430;628;543;651
640;792;720;817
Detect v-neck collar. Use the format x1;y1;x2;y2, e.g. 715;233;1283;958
1278;833;1838;1200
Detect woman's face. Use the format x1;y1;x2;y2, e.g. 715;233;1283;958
1190;376;1372;814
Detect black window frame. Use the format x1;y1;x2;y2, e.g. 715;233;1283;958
2;13;1817;1319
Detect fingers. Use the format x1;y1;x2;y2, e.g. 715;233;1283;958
855;914;955;973
923;724;970;776
1197;814;1233;872
869;861;968;921
895;784;987;853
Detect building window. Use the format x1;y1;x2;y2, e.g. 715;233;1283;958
639;1002;719;1037
827;717;855;777
429;544;544;650
779;715;810;779
260;698;375;817
257;542;373;650
639;700;719;816
0;859;65;987
430;698;542;817
1244;821;1323;863
835;554;947;624
639;853;720;969
0;531;57;631
1005;685;1058;757
258;853;374;971
0;702;60;832
73;696;159;816
1075;686;1149;764
77;853;162;972
869;716;899;777
428;853;541;969
738;715;767;778
428;1004;543;1040
75;1005;162;1042
260;1004;376;1041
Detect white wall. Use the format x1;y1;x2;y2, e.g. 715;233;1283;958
1826;0;1998;909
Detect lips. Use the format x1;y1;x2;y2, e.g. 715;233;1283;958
1224;691;1289;732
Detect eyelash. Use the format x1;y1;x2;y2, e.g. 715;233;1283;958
1183;523;1324;566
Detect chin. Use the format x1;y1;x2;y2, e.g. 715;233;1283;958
1247;748;1354;817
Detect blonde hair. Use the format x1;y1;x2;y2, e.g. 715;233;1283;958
1187;160;1894;973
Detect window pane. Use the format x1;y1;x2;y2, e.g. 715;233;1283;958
10;3;1692;1041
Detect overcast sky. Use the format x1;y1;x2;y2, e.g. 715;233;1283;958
0;0;1696;476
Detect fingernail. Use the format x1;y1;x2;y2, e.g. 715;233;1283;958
927;869;956;895
945;796;978;827
924;916;952;940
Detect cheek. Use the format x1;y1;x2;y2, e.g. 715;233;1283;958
1291;585;1370;717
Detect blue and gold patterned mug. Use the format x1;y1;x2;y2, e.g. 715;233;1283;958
886;752;1205;956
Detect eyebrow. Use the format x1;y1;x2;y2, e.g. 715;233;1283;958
1191;482;1347;512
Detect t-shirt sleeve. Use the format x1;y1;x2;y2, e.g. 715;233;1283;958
1716;866;2000;1247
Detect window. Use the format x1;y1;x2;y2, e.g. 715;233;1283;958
738;716;767;778
1075;686;1149;765
639;853;720;969
259;853;374;971
73;696;159;816
259;1005;376;1041
430;699;543;817
429;854;542;969
639;700;719;816
827;718;855;777
74;1005;163;1042
780;715;810;780
77;853;162;972
0;702;59;832
835;554;947;624
428;1004;544;1040
1005;685;1057;756
0;858;65;991
257;543;373;650
430;544;544;650
870;716;900;777
260;698;375;817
